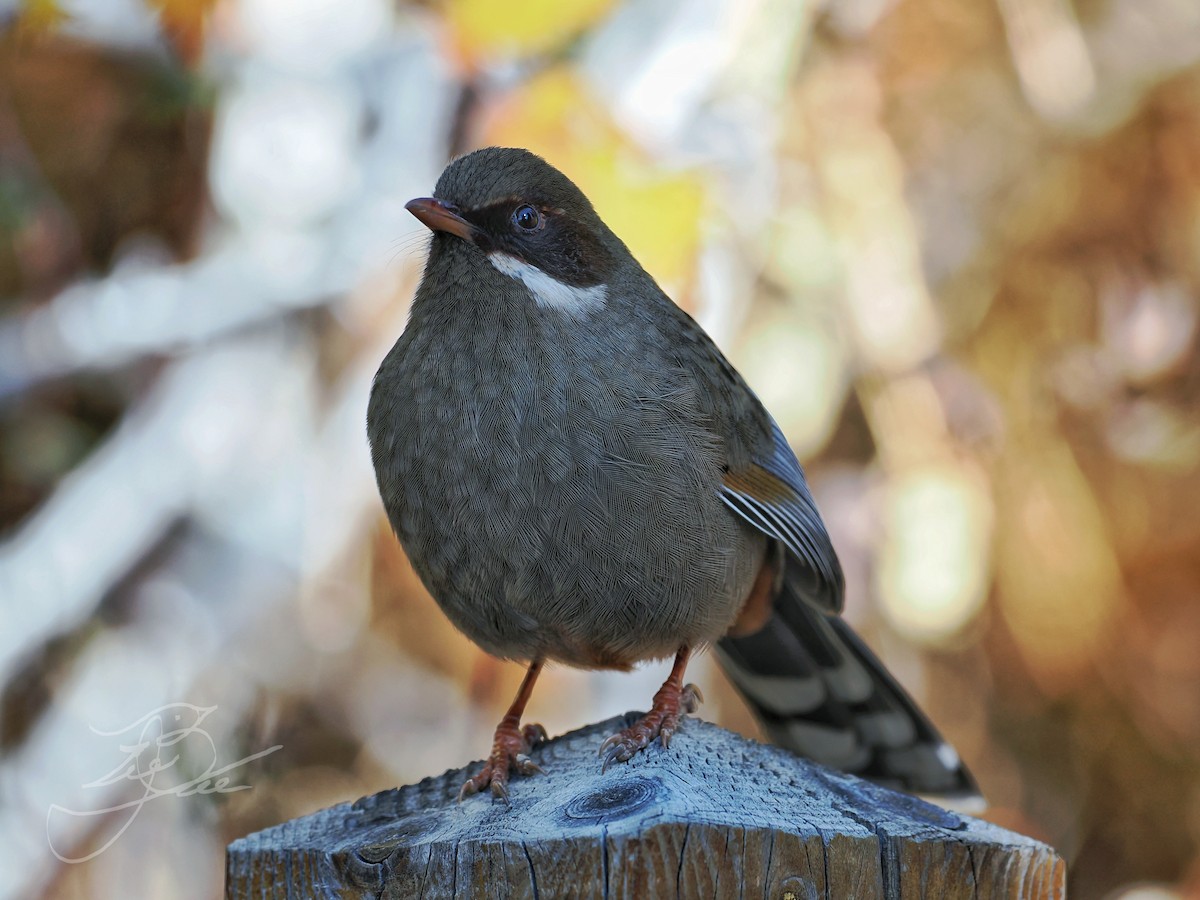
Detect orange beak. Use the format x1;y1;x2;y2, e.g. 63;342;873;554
405;198;477;242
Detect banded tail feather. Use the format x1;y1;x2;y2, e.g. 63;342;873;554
716;579;981;805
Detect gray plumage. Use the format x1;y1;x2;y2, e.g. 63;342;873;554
367;147;979;802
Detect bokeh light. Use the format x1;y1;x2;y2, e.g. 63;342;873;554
2;0;1199;897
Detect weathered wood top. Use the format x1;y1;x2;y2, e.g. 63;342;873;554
226;713;1064;899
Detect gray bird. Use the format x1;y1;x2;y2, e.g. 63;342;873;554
367;147;979;805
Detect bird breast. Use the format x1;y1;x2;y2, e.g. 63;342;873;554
367;299;765;668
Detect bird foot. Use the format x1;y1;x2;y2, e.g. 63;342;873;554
599;682;703;772
458;719;548;803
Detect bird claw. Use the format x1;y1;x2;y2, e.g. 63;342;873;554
598;683;703;773
456;770;491;803
514;754;544;776
490;778;510;803
457;717;547;804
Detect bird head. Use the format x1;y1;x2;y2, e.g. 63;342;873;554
406;148;622;313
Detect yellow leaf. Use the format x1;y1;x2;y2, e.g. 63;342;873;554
146;0;220;65
444;0;616;66
482;70;706;296
14;0;71;37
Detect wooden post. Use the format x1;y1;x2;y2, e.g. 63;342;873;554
225;714;1064;899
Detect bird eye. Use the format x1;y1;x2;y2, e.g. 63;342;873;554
512;205;542;232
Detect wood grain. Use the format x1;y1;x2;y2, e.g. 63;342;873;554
226;714;1065;899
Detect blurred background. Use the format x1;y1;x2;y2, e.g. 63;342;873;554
0;0;1198;896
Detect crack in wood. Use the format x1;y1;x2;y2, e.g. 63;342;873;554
875;824;899;900
521;841;540;900
600;824;610;900
674;822;690;898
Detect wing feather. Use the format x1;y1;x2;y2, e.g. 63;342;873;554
720;419;844;612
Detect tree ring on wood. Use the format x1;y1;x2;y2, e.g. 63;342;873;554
562;775;659;823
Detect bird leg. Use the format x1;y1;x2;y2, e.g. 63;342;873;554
458;659;547;803
599;646;703;772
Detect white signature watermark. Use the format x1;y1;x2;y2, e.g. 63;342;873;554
46;702;282;864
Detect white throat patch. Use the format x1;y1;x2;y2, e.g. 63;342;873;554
487;252;607;314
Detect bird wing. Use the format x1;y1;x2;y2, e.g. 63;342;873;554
720;418;844;613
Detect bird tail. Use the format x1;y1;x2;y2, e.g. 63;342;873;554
715;580;981;806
